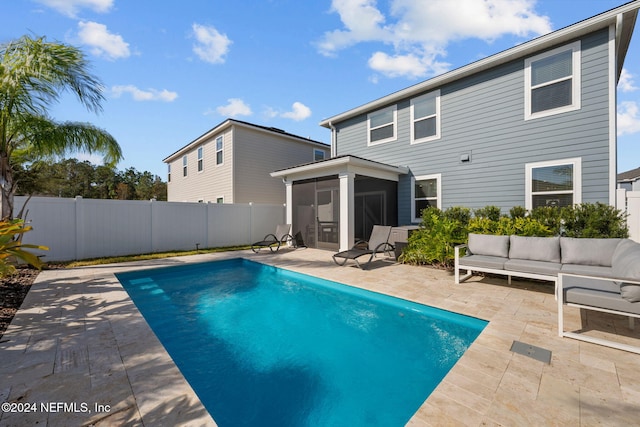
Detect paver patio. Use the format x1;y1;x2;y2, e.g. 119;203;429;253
1;248;639;426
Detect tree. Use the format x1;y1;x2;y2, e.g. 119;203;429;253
15;159;167;201
0;35;122;219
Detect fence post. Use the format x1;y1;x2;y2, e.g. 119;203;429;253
75;196;84;260
150;199;156;253
617;188;627;211
249;202;254;244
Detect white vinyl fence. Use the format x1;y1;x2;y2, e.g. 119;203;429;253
617;189;640;243
15;196;285;261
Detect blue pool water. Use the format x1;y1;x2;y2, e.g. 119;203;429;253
116;258;486;427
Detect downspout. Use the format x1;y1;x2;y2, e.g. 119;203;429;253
328;121;337;158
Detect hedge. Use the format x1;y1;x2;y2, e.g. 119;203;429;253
400;203;628;268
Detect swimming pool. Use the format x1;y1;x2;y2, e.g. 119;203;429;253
116;258;487;426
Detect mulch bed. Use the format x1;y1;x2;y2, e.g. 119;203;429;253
0;267;40;339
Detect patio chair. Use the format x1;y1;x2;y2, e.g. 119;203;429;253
251;224;294;253
332;225;394;269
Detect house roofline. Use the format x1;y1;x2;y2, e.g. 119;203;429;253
270;154;409;179
163;119;329;163
617;166;640;181
319;0;640;128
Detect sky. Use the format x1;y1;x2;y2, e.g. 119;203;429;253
1;0;640;179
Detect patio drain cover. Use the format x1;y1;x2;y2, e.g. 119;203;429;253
510;341;552;364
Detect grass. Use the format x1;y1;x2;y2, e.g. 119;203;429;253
58;245;251;268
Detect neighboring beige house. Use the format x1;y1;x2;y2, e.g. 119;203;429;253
163;119;330;203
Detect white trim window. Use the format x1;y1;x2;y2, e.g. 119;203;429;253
411;90;441;143
412;174;442;222
197;146;204;172
167;164;171;182
216;196;224;204
525;158;582;210
524;41;581;120
367;105;397;145
215;136;223;165
314;148;325;161
182;155;188;177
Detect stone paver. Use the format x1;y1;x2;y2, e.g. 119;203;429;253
1;248;638;425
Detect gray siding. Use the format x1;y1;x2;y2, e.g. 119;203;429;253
233;127;330;204
335;29;612;224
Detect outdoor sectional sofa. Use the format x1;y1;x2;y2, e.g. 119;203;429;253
455;234;640;353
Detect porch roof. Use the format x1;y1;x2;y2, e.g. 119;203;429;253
270;155;409;182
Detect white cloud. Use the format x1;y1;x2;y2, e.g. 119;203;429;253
215;98;252;117
73;152;105;165
192;24;232;64
318;0;552;79
77;21;130;60
368;51;449;79
111;85;178;102
317;0;391;55
619;69;638;93
265;102;312;121
618;101;640;136
281;102;312;121
35;0;113;17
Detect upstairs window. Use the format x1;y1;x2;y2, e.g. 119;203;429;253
197;147;204;172
314;149;325;161
525;41;581;120
167;164;171;182
216;136;224;165
182;155;188;177
411;90;440;143
367;105;397;145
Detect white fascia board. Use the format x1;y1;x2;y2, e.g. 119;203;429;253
270;156;408;182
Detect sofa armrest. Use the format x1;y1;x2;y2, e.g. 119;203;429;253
454;244;468;261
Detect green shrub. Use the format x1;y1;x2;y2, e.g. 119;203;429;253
468;216;552;236
473;205;502;221
509;206;527;219
561;202;628;238
400;202;627;269
443;206;471;226
529;206;563;235
0;219;48;276
400;207;467;267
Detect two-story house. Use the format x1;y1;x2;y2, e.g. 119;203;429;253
164;119;329;204
272;1;640;251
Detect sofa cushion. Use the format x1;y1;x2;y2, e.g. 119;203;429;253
612;239;640;302
467;233;510;258
560;264;613;278
509;235;560;263
460;254;508;270
504;259;561;276
560;237;621;267
620;283;640;303
562;275;640;315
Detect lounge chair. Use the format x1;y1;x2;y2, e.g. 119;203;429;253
251;224;294;253
332;225;394;269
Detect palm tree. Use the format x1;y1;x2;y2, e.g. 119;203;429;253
0;35;122;219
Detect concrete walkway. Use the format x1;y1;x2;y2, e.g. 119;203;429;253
1;249;639;426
